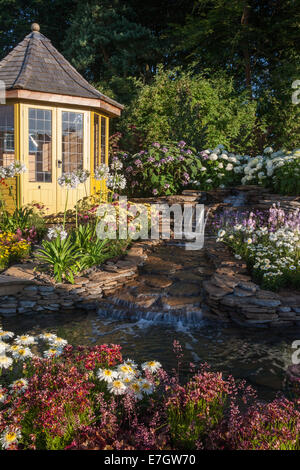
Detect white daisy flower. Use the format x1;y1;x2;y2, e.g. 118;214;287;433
0;387;7;403
0;355;13;369
141;361;162;373
0;428;21;449
15;335;36;346
39;333;58;342
140;380;154;395
117;364;136;378
129;382;143;400
12;347;33;361
0;330;14;340
10;378;28;394
97;368;118;383
0;341;9;354
107;379;127;395
49;337;68;348
43;347;63;358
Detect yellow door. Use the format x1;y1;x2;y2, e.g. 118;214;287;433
56;108;90;211
91;112;109;199
21;104;57;214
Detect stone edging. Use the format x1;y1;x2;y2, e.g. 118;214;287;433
202;240;300;327
0;241;160;317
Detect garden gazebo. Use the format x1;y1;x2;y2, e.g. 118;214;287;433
0;23;123;213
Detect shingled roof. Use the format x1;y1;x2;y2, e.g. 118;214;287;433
0;23;123;109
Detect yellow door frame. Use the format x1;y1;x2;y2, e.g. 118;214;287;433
20;102;57;213
90;112;109;201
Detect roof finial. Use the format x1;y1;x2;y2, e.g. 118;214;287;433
31;23;40;32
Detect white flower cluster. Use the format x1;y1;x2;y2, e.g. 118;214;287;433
240;148;300;185
0;161;27;179
47;225;68;241
97;359;161;400
218;222;300;287
0;330;68;373
57;172;81;189
94;163;110;181
94;160;127;191
193;145;247;188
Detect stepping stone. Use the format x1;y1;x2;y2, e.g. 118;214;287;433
161;296;202;310
173;271;203;283
167;282;201;297
140;275;173;288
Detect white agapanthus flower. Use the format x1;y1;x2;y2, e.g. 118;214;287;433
5;161;27;177
74;169;90;183
110;159;123;171
57;172;80;189
94;164;110;180
47;225;68;241
106;173;126;190
0;167;7;178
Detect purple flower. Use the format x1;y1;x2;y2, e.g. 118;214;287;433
178;140;186;148
152;142;160;148
161;147;168;153
153;189;158;195
185;149;192;155
126;166;133;173
178;155;185;161
167;156;175;162
160;158;167;164
134;159;143;167
147;156;155;163
164;184;170;189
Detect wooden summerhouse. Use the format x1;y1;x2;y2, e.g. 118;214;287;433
0;23;123;213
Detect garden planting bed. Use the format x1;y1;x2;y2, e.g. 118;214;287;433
0;241;160;316
203;240;300;327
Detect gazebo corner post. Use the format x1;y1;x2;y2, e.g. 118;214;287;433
14;102;21;210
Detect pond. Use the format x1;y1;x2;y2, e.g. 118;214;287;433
1;309;299;402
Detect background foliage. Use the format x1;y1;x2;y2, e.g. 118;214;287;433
0;0;299;153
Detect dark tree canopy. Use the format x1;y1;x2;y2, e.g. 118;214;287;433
0;0;299;152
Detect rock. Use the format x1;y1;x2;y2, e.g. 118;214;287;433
278;306;291;313
249;298;281;308
234;287;254;297
167;282;201;297
161;296;202;310
19;300;36;308
237;281;257;293
23;286;38;293
0;307;17;315
38;286;55;293
211;273;238;291
293;307;300;314
141;275;173;289
173;271;203;282
3;264;36;280
203;281;230;299
73;277;89;286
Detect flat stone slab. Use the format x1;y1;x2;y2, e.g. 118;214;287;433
161;296;202;310
0;274;35;296
140;275;173;289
